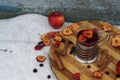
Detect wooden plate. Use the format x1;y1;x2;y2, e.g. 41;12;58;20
49;21;120;80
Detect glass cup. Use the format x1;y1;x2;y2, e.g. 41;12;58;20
74;26;109;63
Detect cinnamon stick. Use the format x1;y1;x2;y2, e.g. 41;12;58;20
62;39;69;56
97;50;110;70
53;51;64;70
98;50;109;64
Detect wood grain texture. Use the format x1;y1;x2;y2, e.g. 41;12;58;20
49;21;120;80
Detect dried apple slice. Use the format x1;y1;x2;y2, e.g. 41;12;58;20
43;39;51;46
54;36;62;41
47;31;59;38
92;71;102;79
62;27;73;36
77;34;87;43
102;22;112;31
41;34;49;40
112;35;120;48
70;23;80;30
82;29;93;38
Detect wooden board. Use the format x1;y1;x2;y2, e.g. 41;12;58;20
49;21;120;80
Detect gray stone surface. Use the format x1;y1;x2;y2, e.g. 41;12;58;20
0;0;120;24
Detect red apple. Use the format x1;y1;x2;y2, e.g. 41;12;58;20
48;11;65;29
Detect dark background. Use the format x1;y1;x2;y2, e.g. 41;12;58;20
0;0;120;24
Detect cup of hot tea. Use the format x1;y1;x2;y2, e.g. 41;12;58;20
75;28;109;63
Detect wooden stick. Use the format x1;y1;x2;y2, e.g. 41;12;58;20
98;50;109;65
53;51;64;70
100;56;113;71
62;39;69;56
98;50;111;70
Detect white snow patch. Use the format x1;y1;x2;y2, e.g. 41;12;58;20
0;14;71;80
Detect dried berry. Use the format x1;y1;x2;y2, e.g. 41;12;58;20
116;74;120;78
9;50;13;53
70;47;76;55
61;39;65;43
4;49;7;52
87;65;91;68
34;45;43;50
47;75;51;79
38;41;44;46
73;73;80;80
33;68;37;73
105;71;109;75
98;65;101;67
71;46;76;52
53;41;61;48
70;51;73;54
39;63;44;67
69;41;73;44
116;61;120;74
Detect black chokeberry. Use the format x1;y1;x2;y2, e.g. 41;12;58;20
105;71;109;75
70;51;73;54
116;74;120;78
39;63;44;67
4;49;7;52
71;47;76;52
9;50;13;53
69;41;73;44
87;65;91;68
47;75;51;79
61;39;65;43
98;65;101;67
33;68;37;73
38;41;44;46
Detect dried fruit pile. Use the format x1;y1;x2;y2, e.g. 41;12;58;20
34;31;60;50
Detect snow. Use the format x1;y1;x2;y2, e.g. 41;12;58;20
0;14;71;80
0;14;119;80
